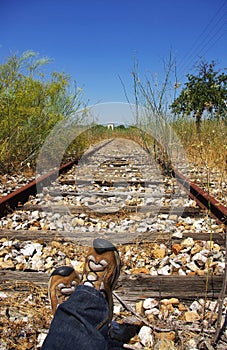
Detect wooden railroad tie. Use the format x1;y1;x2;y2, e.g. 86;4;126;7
0;270;225;303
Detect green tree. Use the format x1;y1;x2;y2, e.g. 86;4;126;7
0;51;85;173
170;60;227;133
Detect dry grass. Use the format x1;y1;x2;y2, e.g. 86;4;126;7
0;285;51;349
172;118;227;173
171;118;227;206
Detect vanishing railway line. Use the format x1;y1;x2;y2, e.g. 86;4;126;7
0;137;226;297
0;137;227;348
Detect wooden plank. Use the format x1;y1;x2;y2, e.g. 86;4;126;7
21;204;201;217
0;270;49;288
0;229;225;245
45;190;171;198
59;179;166;186
0;270;224;301
116;274;225;301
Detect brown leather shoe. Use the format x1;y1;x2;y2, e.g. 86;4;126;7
48;266;81;314
82;238;121;324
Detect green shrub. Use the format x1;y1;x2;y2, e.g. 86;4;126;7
0;51;85;173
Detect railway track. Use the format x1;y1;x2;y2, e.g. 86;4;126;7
0;138;227;349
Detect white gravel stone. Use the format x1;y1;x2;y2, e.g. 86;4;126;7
150;267;158;276
169;259;181;269
49;222;57;230
157;265;171;275
37;332;47;349
21;243;42;256
113;305;123;314
182;237;194;248
138;326;153;347
143;298;159;310
178;268;187;276
192;252;208;266
31;210;40;219
190;301;202;312
172;231;183;238
0;292;8;299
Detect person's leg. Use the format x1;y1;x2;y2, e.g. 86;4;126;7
42;285;110;350
42;239;123;350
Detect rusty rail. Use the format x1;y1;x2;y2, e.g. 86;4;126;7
0;160;77;217
173;169;227;226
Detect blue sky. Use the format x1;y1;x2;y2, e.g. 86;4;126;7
0;0;227;108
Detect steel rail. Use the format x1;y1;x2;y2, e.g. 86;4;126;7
173;169;227;226
0;160;77;217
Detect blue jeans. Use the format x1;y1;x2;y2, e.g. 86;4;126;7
42;285;124;349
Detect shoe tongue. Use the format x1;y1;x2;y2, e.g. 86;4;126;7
93;238;116;254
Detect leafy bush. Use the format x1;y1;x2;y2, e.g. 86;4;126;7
0;51;85;173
